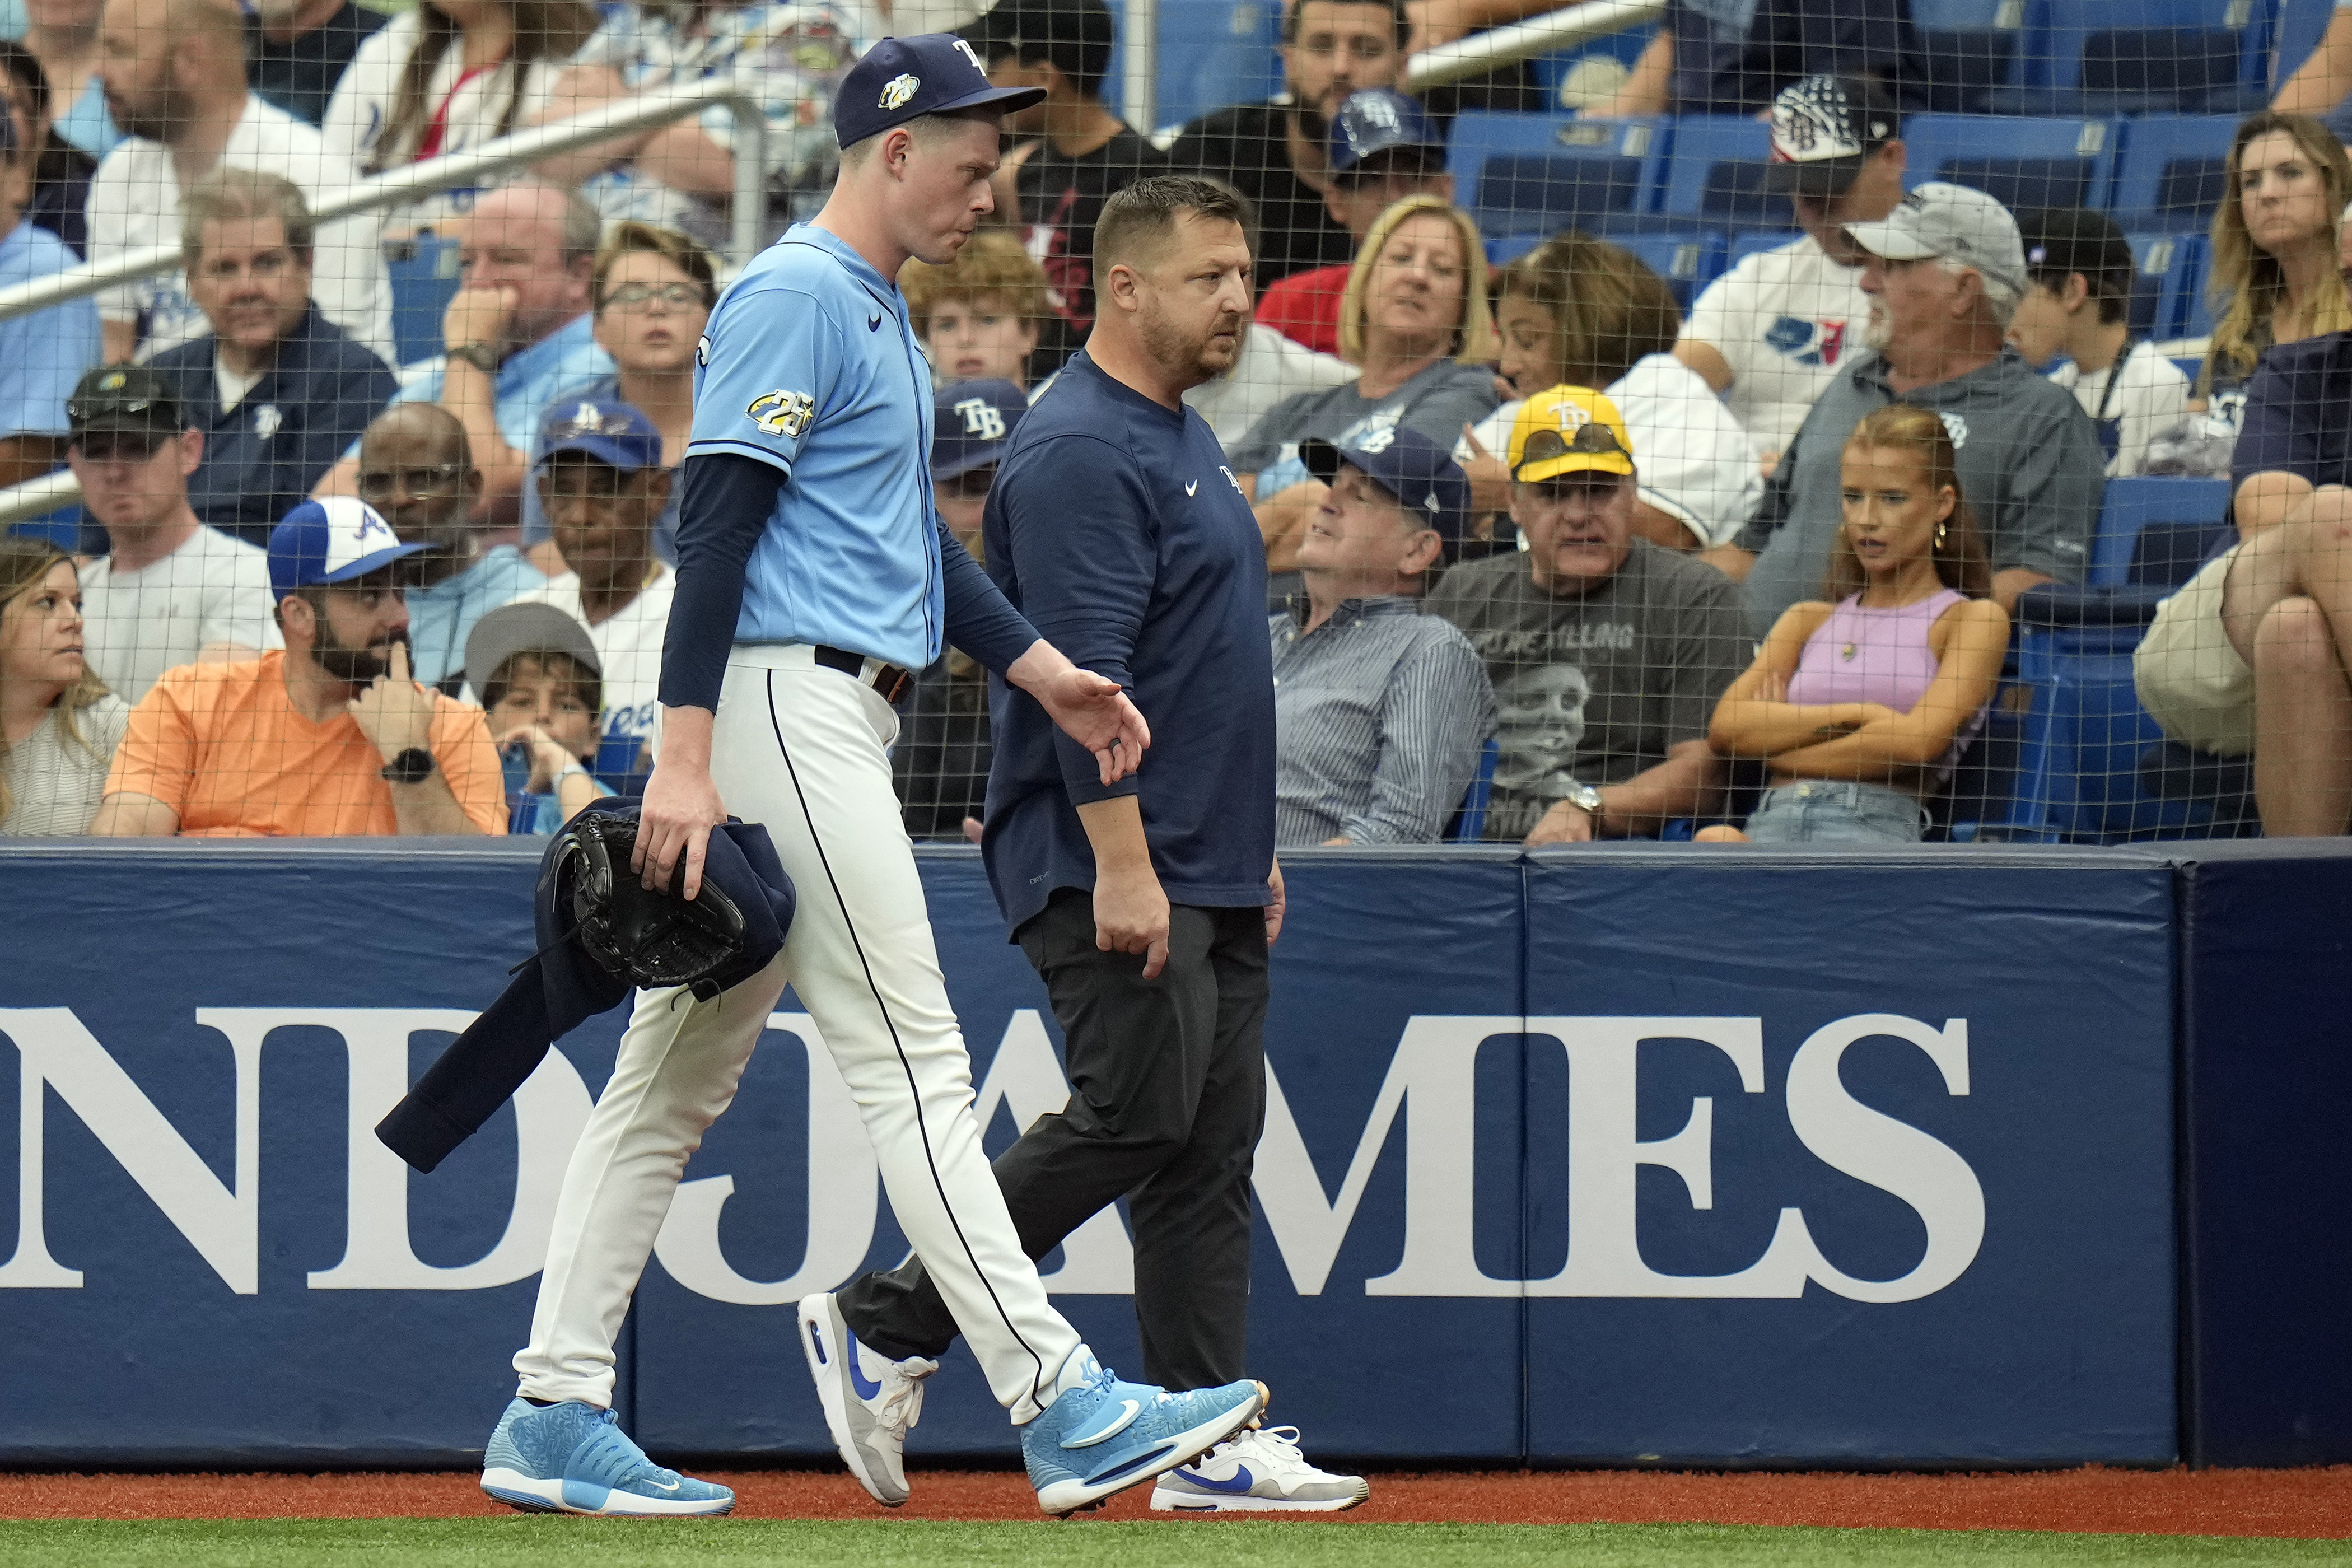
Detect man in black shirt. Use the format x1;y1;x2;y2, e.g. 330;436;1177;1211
246;0;385;127
1163;0;1406;288
971;0;1169;377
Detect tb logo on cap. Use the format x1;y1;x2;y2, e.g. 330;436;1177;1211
953;396;1007;440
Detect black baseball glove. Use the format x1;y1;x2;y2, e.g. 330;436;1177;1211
551;809;748;1000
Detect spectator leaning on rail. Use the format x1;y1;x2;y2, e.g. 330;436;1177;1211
519;221;711;572
1226;194;1499;595
1676;74;1904;467
0;98;99;493
0;538;129;835
149;169;399;548
2003;207;2191;480
87;0;391;363
463;598;613;834
1429;386;1747;843
356;402;541;690
68;365;281;704
91;496;503;837
1254;87;1454;361
319;180;614;526
244;0;383;128
0;39;99;255
1460;231;1760;554
1163;0;1405;288
1272;427;1492;847
902;227;1048;393
2134;319;2352;836
1714;182;2103;641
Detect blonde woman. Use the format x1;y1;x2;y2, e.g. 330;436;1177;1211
0;539;127;836
1226;195;1501;580
2197;111;2352;426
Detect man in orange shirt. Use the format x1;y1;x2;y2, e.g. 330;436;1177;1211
91;496;504;837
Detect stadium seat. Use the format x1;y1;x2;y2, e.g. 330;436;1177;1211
384;235;462;369
1655;118;1793;228
1993;0;2272;113
1911;0;2030;112
1453;114;1680;236
2091;475;2232;586
1150;0;1280;133
1898;114;2120;212
1448;736;1500;843
2123;231;2206;342
2111;115;2237;234
1612;231;1729;306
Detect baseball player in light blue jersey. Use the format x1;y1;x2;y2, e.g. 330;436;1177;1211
477;34;1268;1522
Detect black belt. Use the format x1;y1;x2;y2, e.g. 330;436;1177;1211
813;645;913;705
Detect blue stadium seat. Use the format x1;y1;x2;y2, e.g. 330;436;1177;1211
2123;231;2205;342
1655;118;1793;228
1150;0;1280;132
2091;475;2231;586
1995;0;2272;113
385;235;461;369
1453;114;1678;236
1448;736;1500;843
2111;115;2237;234
1912;0;2030;112
1613;231;1730;307
1898;114;2120;212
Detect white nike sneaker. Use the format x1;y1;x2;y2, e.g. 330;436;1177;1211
1147;1424;1369;1513
797;1292;939;1506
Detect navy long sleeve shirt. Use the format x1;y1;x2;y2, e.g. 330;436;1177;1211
980;352;1276;936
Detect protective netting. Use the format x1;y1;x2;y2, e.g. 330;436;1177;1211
0;0;2344;844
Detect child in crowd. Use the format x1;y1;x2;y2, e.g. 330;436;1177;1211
463;601;613;836
2006;207;2191;478
0;538;126;835
1700;404;2010;845
900;229;1047;391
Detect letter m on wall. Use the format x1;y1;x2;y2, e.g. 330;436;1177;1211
0;1009;262;1294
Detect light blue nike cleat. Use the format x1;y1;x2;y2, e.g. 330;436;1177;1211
480;1398;735;1516
1021;1356;1267;1516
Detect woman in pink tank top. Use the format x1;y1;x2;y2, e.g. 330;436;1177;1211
1700;405;2013;844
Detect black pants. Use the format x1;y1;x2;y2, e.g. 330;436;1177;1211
837;888;1270;1390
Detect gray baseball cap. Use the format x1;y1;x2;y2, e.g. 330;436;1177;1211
1842;181;2027;296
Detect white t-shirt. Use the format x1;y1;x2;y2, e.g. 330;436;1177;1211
512;567;674;761
78;525;284;704
0;694;130;836
2049;339;2194;478
1679;232;1872;455
1459;354;1763;550
87;95;392;362
322;11;567;232
1183;324;1358;451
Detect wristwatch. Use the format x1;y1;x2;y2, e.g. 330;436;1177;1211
1562;780;1606;816
446;342;499;374
380;747;437;784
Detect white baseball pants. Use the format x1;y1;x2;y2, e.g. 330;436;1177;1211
512;644;1086;1421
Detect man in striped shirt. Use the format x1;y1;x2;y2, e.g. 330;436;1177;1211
1272;428;1494;845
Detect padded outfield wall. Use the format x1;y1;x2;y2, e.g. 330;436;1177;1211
0;839;2342;1469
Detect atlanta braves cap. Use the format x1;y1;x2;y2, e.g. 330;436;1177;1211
835;34;1047;150
1328;88;1444;178
1300;426;1473;549
268;496;427;598
1763;73;1898;197
931;379;1028;481
1844;181;2028;296
537;398;662;472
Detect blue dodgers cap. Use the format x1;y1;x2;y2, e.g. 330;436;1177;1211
268;497;427;598
931;379;1028;481
537;398;662;472
1328;88;1443;178
835;34;1047;150
1300;427;1472;548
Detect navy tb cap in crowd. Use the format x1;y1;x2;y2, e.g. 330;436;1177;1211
1763;73;1898;197
268;496;428;598
931;379;1028;480
836;34;1047;150
537;399;662;472
1329;88;1444;178
1300;427;1472;550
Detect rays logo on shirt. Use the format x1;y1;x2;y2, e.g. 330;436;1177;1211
1763;315;1849;368
748;389;816;440
253;405;282;441
879;73;920;110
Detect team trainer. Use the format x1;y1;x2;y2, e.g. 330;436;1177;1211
478;35;1266;1520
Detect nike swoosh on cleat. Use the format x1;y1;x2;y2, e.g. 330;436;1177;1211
1183;1465;1256;1494
807;1322;828;1365
645;1479;682;1492
847;1351;883;1401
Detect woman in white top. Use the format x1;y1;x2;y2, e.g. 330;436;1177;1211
321;0;599;234
0;539;128;836
1458;231;1761;553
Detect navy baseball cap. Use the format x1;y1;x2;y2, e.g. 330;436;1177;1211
836;34;1047;150
268;497;427;597
931;379;1027;481
1328;89;1443;178
537;398;662;472
1300;427;1472;549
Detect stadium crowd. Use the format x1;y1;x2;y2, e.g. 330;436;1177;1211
4;0;2352;844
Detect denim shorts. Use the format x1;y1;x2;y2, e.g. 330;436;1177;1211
1743;781;1929;846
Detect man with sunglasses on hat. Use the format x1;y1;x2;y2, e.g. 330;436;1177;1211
1429;386;1746;843
69;363;281;706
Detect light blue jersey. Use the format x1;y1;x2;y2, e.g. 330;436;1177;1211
688;223;942;671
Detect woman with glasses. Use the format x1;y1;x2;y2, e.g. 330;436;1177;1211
519;222;710;573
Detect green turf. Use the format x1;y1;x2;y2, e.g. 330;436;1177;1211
0;1520;2343;1568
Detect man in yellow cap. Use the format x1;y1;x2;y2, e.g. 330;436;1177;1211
1427;385;1748;843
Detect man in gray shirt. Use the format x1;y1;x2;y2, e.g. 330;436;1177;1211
1710;182;2103;639
1430;386;1747;843
1271;428;1494;845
